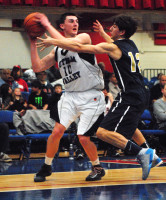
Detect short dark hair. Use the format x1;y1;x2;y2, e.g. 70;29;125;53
54;84;62;89
31;79;42;89
57;12;78;28
113;15;138;39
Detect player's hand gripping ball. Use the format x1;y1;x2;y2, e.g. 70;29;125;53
24;12;46;39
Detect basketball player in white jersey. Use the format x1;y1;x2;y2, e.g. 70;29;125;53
30;13;106;182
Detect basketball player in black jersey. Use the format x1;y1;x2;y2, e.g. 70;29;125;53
36;15;162;180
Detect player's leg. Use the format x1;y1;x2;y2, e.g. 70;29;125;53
97;104;155;180
76;90;106;181
34;92;74;182
34;122;65;182
96;127;155;180
78;135;105;181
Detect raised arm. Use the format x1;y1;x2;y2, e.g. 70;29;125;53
93;20;113;43
36;34;122;60
35;13;65;40
30;39;56;73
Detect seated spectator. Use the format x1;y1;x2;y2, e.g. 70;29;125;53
36;71;53;96
23;67;36;86
48;84;63;121
28;80;48;110
108;72;121;99
46;66;61;83
102;88;114;116
0;123;12;162
9;88;27;114
98;62;111;92
0;84;13;110
11;65;29;92
153;83;166;130
154;73;163;86
153;83;166;151
0;69;13;87
150;74;166;103
150;74;166;109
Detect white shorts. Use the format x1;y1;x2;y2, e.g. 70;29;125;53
58;89;105;135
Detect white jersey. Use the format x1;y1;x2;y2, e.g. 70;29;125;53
55;47;104;92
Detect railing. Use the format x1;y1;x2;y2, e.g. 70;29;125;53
142;68;166;80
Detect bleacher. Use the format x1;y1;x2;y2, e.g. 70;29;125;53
0;110;75;159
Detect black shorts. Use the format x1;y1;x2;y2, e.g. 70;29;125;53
99;97;146;139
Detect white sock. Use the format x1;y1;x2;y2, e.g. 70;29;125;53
91;158;100;166
45;156;53;165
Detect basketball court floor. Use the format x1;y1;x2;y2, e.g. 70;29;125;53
0;153;166;200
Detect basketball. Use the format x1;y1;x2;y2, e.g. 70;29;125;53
24;12;46;39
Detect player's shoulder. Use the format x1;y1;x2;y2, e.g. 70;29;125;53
76;33;91;44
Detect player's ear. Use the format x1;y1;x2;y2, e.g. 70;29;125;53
59;23;64;30
120;30;125;37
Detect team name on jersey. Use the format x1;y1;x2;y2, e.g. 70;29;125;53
59;56;76;68
59;55;81;85
63;71;81;85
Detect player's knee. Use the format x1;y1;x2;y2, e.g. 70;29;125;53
51;129;64;140
78;136;89;147
96;127;105;139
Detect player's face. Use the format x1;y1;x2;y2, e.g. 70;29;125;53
109;24;124;40
61;16;79;37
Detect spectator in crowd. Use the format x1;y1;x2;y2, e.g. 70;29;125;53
23;67;36;86
36;71;53;96
0;69;13;87
153;83;166;151
108;73;121;100
154;73;163;86
48;83;63;120
11;65;29;92
46;66;61;83
9;88;27;114
98;62;111;92
150;74;166;105
0;83;13;110
0;123;12;162
102;88;114;116
28;79;48;110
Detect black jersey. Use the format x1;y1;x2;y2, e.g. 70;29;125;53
109;39;148;105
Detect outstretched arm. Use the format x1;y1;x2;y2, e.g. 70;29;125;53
36;34;122;60
93;20;113;43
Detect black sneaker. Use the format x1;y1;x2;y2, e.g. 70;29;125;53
34;163;52;182
86;165;105;181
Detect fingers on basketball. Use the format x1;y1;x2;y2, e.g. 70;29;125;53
24;12;46;39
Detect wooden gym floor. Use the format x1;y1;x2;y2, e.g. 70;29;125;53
0;152;165;200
